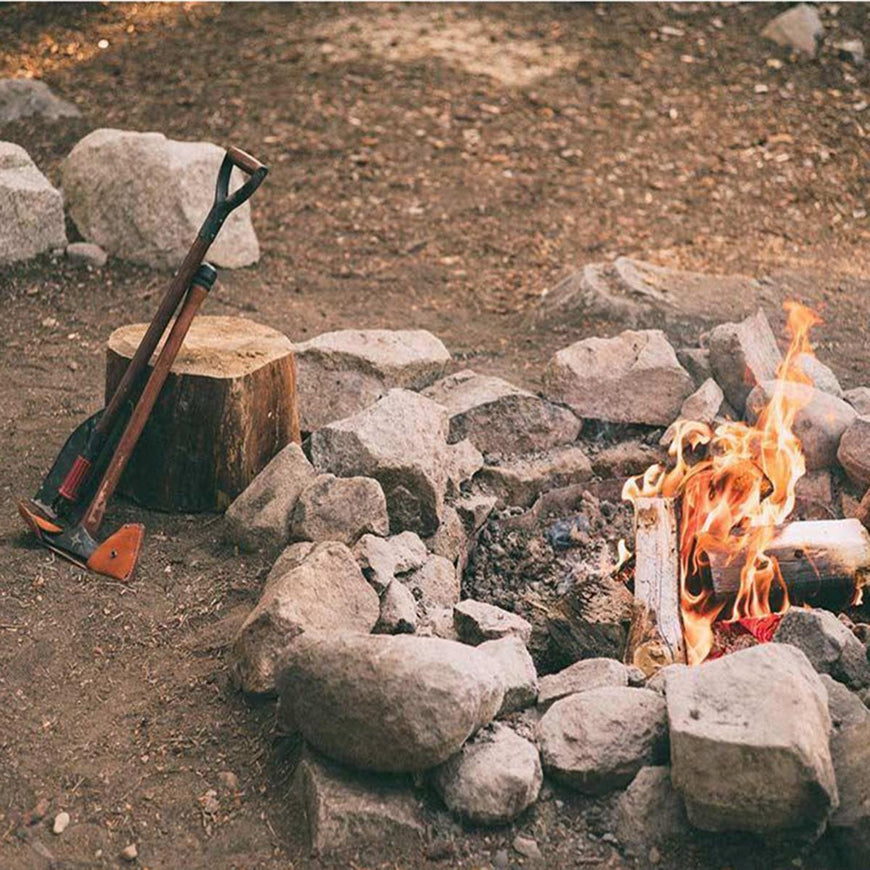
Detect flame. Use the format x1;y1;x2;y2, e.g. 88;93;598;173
623;303;823;664
615;539;633;572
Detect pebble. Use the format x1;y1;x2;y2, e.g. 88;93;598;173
493;847;510;869
649;845;661;864
513;834;543;859
120;843;138;862
52;811;70;835
217;770;239;792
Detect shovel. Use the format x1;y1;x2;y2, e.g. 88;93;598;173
18;146;268;581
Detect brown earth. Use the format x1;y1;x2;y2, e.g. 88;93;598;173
0;3;868;869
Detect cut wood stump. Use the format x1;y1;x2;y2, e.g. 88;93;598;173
106;315;300;512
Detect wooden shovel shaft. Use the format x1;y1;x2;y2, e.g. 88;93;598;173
82;280;209;535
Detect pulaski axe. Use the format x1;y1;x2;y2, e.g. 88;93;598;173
18;146;268;582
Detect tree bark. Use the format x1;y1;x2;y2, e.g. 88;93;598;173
106;315;300;512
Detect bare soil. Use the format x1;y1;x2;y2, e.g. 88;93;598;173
1;3;869;868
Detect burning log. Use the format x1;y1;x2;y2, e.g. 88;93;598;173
706;519;870;610
625;497;686;675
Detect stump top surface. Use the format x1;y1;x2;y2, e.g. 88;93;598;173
108;315;293;379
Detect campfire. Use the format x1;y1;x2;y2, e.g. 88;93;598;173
622;302;870;671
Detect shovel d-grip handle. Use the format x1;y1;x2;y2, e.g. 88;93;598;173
56;146;268;509
199;146;269;243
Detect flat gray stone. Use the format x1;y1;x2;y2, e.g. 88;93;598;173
423;369;580;456
62;129;259;269
231;542;379;695
666;643;837;834
294;329;450;431
290;474;389;545
223;443;316;556
294;745;424;856
537;687;667;794
761;3;824;56
454;600;532;646
544;329;693;425
431;724;542;826
66;241;107;268
537;658;630;711
0;78;80;122
310;389;450;536
278;633;504;772
707;309;782;413
0;142;66;264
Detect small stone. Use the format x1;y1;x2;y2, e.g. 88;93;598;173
844;387;870;415
0;78;80;122
423;506;469;568
120;843;138;862
454;600;532;645
537;658;630;711
52;811;70;835
513;835;543;860
761;3;824;57
479;636;538;715
375;579;417;635
455;494;497;535
838;415;870;488
353;531;429;594
66;241;108;268
834;38;865;65
407;554;460;611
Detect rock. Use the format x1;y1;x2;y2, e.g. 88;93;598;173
53;811;70;835
826;677;870;869
431;724;542;826
512;835;543;860
264;541;316;589
66;241;108;268
423;505;468;568
677;378;729;424
774;608;870;690
476;445;592;509
454;600;532;645
120;844;138;863
676;347;712;387
0;142;66;264
223;442;316;556
310;389;450;536
418;605;459;641
0;78;80;122
479;636;538;714
537;687;667;794
666;643;837;833
746;380;856;471
707;309;782;413
455;494;497;535
290;474;389;545
278;633;504;772
445;439;484;496
612;766;690;852
838;415;870;488
406;554;460;611
543;329;693;425
422;369;580;455
353;531;429;594
63;129;259;268
794;470;835;520
834;38;865;65
294;745;424;856
294;329;450;431
855;489;870;532
374;580;417;635
761;3;824;57
844;387;870;415
537;658;630;711
591;441;667;478
796;353;843;397
230;542;379;695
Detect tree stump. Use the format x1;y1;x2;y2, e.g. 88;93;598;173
106;315;301;512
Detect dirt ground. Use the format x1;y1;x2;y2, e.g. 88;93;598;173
1;3;869;869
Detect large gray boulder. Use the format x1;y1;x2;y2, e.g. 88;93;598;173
666;643;837;834
230;542;378;695
761;3;824;57
294;329;450;431
537;658;630;711
707;309;782;413
310;389;451;536
745;381;856;470
290;474;389;545
0;142;66;264
293;745;424;856
223;442;316;556
422;369;580;456
537;687;667;794
543;329;693;425
774;608;870;690
277;633;504;772
838;415;870;488
0;79;80;123
431;724;542;825
61;129;259;269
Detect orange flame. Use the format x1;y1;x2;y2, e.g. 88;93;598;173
623;303;823;664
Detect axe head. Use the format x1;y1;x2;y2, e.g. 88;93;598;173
18;499;144;582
